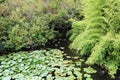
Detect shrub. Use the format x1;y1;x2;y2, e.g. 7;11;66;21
70;0;108;55
0;0;82;52
70;0;120;77
0;0;56;51
68;20;86;41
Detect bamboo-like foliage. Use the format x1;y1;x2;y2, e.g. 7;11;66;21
70;0;108;55
70;0;120;77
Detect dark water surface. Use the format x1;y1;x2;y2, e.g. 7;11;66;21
39;37;119;80
1;37;119;80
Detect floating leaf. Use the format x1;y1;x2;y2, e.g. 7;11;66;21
86;77;93;80
47;74;54;80
74;71;82;79
84;73;91;78
0;49;94;80
83;67;97;74
2;76;11;80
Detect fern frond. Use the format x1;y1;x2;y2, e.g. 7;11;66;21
86;32;114;64
69;20;86;41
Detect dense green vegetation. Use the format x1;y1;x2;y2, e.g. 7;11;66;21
0;0;55;51
70;0;120;78
0;0;82;52
0;0;120;80
0;49;96;80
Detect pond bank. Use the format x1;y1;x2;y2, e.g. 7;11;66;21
0;36;119;80
39;37;115;80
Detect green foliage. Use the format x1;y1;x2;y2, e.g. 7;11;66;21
47;0;83;38
86;33;114;64
83;67;96;74
0;0;5;3
84;74;93;80
86;32;120;78
70;0;108;55
0;0;57;51
70;0;120;77
0;49;95;80
0;0;83;51
69;20;86;41
5;15;56;50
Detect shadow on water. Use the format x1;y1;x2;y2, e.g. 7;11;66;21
0;35;119;80
38;36;118;80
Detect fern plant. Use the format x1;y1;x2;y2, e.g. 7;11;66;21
70;0;108;55
86;0;120;77
70;0;120;77
86;33;114;64
86;33;120;78
69;20;86;41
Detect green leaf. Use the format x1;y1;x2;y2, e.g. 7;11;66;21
86;77;93;80
83;67;96;74
84;74;91;78
74;71;82;78
2;76;11;80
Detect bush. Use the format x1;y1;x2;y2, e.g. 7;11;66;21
0;0;56;51
70;0;120;77
69;20;86;41
0;0;83;52
70;0;108;55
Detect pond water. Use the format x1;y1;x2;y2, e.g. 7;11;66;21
1;37;119;80
39;37;118;80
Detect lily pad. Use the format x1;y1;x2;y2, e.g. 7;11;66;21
0;49;94;80
83;67;97;74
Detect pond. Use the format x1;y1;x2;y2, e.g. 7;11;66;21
0;37;119;80
40;37;118;80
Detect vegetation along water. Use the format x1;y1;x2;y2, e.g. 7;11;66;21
0;0;120;80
